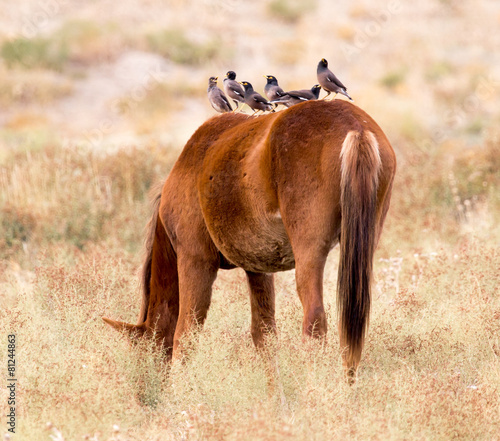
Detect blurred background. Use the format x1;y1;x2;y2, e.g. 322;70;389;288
1;0;499;148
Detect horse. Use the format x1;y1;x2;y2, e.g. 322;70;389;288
103;99;396;379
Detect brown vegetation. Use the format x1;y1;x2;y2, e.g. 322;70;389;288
1;0;499;439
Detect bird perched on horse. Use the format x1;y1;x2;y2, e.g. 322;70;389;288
223;71;245;111
317;58;353;101
271;84;322;107
207;76;233;113
264;75;289;106
240;81;273;115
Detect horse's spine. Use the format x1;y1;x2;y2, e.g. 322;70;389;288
338;130;381;374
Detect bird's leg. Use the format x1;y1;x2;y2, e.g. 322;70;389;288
232;101;239;113
251;109;260;117
321;90;331;100
332;93;338;100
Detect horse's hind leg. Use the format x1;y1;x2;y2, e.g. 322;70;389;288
247;271;284;403
246;271;276;347
293;245;329;338
278;191;335;339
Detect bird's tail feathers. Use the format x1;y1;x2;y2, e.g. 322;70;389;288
270;97;289;104
341;89;354;101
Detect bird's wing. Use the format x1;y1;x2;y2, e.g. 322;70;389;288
327;72;347;90
220;92;233;110
228;85;244;97
227;80;245;97
253;94;269;104
212;89;232;111
276;87;287;97
286;90;312;100
266;86;289;101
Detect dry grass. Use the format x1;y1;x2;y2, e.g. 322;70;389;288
1;124;499;441
0;143;177;264
0;67;73;106
1;0;500;439
1;228;499;440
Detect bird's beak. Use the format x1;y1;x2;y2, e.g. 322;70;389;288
263;75;268;79
238;81;243;84
215;76;218;80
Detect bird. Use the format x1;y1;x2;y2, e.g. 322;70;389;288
264;75;289;102
240;81;273;115
317;58;353;101
207;76;233;113
271;84;321;107
223;71;245;111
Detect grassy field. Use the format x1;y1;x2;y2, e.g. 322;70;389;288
1;1;500;440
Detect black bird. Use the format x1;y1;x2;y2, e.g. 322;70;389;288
207;76;233;113
223;71;245;111
271;84;321;107
240;81;273;115
264;75;288;102
317;58;353;101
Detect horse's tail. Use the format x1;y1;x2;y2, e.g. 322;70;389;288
137;186;163;324
103;183;167;338
338;130;381;376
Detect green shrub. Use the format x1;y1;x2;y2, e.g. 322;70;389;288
425;61;455;83
0;37;68;70
0;205;36;247
147;28;222;65
380;69;406;89
267;0;317;22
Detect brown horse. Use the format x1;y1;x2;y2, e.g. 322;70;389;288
103;99;396;378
